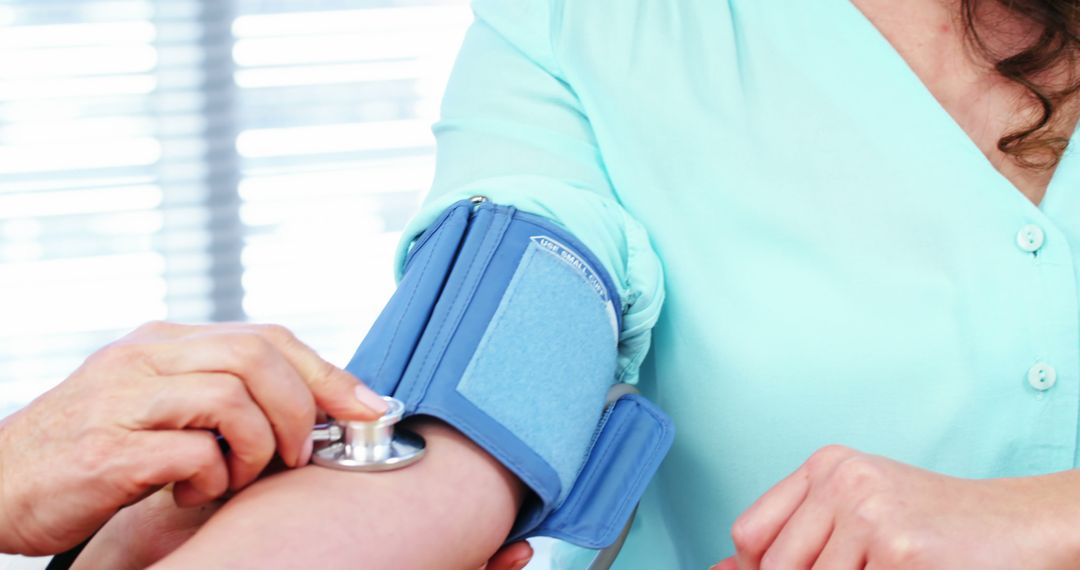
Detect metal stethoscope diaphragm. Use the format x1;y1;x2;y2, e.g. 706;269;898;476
310;396;426;472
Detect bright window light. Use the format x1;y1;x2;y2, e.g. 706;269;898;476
0;0;472;421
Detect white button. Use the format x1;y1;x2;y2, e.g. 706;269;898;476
1016;224;1045;253
1027;363;1057;391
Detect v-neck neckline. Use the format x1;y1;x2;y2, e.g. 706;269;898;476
838;0;1080;215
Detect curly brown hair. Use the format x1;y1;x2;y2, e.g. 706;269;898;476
960;0;1080;169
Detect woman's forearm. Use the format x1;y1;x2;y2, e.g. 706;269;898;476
152;419;526;569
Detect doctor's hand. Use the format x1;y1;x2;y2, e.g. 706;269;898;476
712;445;1080;570
0;321;388;556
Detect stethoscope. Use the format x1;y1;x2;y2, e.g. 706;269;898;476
310;394;632;569
309;396;426;471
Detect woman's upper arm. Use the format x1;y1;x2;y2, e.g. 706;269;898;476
401;0;665;385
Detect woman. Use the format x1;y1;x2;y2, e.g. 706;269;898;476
420;0;1080;566
46;0;1080;567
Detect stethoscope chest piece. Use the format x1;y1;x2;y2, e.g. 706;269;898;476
311;396;426;472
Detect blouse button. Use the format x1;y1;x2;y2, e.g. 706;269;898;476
1016;224;1045;253
1027;363;1057;391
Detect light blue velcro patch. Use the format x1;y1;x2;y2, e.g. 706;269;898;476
457;240;618;504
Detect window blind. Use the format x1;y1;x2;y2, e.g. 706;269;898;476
0;0;472;417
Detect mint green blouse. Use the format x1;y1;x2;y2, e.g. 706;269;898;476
397;1;1080;567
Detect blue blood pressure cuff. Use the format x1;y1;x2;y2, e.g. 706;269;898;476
344;199;674;548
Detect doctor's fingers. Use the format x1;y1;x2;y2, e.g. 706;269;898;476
131;372;277;491
228;322;389;421
126;321;388;423
137;332;317;468
120;429;230;507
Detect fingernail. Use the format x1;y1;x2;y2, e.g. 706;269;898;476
354;385;390;415
298;435;314;466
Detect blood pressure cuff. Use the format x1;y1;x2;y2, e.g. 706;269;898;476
344;199;674;548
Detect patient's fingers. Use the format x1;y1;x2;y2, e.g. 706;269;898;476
135;372;277;490
731;463;813;570
123;430;229;507
484;540;533;570
709;558;738;570
143;334;316;468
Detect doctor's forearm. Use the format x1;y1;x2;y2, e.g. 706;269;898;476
0;420;25;553
152;419;526;569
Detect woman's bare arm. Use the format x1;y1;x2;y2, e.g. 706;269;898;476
152;419;526;569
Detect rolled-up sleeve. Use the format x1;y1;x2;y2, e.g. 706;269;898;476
396;0;665;383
